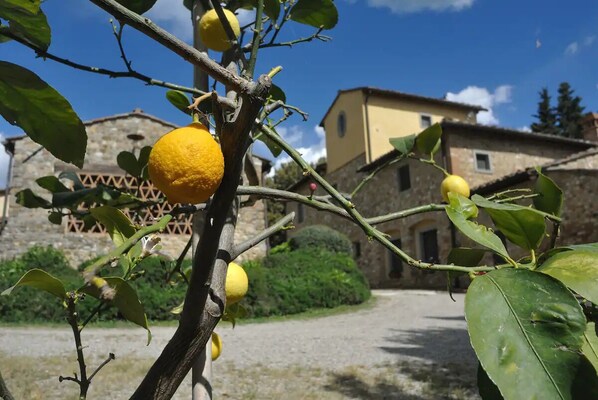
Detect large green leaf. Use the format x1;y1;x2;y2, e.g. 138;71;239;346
82;277;151;344
583;322;598;374
115;0;158;14
448;247;486;267
15;188;50;208
36;175;69;193
1;268;66;299
138;145;152;180
472;195;546;251
261;0;280;21
477;364;503;400
466;268;596;400
538;250;598;305
268;83;286;104
90;206;136;247
0;0;51;51
117;150;141;177
389;134;415;155
257;126;282;157
165;90;191;116
0;62;87;167
533;167;563;217
446;194;510;262
289;0;338;29
415;123;442;155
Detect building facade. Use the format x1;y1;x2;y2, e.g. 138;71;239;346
0;109;270;265
288;88;597;289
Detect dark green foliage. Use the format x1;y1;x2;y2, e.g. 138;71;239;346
531;88;558;135
556;82;585;138
289;225;353;255
242;248;370;317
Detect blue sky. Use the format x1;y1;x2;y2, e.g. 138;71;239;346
1;0;597;186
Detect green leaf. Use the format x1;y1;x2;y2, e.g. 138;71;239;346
51;187;98;208
538;250;598;305
2;268;66;299
138;145;152;180
477;364;504;400
466;268;596;400
583;322;598;374
472;195;546;251
115;0;158;14
0;61;87;167
415;123;442;155
257;127;282;157
15;188;50;208
58;171;84;190
389;134;415;155
289;0;338;29
446;194;510;262
90;206;136;247
533;167;563;217
165;90;191;116
48;211;62;225
36;175;69;193
81;277;151;344
262;0;280;21
0;0;51;50
117;150;141;177
448;247;486;267
268;83;286;104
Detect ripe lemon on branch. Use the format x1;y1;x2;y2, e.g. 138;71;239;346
211;332;222;361
440;174;470;203
225;262;248;305
148;122;224;204
199;9;240;52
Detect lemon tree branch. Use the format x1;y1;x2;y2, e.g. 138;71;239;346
258;124;495;274
0;371;15;400
88;0;248;92
231;212;295;259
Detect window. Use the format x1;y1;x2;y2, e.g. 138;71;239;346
353;241;361;258
337;111;347;137
297;203;304;223
420;114;432;129
474;151;492;173
397;165;411;192
66;172;193;235
388;238;403;279
420;229;439;263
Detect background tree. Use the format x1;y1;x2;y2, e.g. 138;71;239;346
530;88;558;135
556;82;585;138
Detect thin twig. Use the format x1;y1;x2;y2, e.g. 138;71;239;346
246;0;264;78
231;212;295;259
0;370;15;400
253;28;331;50
88;353;116;383
65;294;90;398
486;188;532;200
166;237;192;284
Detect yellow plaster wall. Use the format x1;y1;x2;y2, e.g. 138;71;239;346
366;96;473;162
323;91;367;173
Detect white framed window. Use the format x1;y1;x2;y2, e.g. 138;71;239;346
420;114;432;129
473;150;492;173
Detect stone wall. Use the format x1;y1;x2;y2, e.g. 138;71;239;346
0;111;267;265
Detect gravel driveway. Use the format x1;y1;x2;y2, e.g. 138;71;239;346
0;290;479;399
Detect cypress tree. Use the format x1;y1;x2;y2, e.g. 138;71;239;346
531;88;558;135
556;82;585;138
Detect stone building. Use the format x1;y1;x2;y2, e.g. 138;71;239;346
0;109;270;265
287;87;597;289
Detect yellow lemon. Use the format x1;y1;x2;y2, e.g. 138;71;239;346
148;122;224;204
211;332;222;361
440;174;470;203
199;9;240;52
225;262;248;305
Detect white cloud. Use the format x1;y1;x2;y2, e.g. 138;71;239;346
364;0;475;14
565;42;579;55
518;126;531;133
147;1;255;42
0;134;10;189
445;85;513;125
270;125;326;173
584;35;596;46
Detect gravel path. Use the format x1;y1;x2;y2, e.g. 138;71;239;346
0;290;476;370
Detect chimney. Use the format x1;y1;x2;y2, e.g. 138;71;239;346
581;112;598;142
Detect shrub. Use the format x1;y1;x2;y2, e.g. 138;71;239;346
242;247;370;317
289;225;353;255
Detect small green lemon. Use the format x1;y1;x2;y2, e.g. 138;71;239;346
440;175;470;203
199;9;240;52
225;262;248;305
